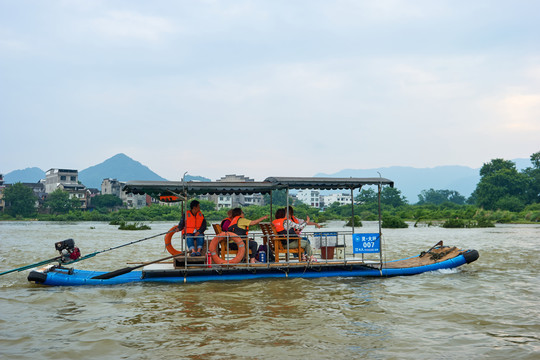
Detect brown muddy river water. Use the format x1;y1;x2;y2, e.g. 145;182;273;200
1;221;539;359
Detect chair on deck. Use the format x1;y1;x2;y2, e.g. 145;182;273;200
212;223;251;261
259;223;304;262
212;223;223;235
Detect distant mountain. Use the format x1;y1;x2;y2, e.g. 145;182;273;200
513;158;533;171
316;166;479;203
4;167;45;183
316;158;532;203
79;154;210;189
78;153;168;189
78;153;209;189
184;175;212;182
2;153;210;189
3;155;531;199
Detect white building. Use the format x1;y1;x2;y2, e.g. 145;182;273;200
45;168;88;209
45;168;79;194
101;178;148;209
125;192;149;209
215;194;233;209
208;174;265;209
322;193;352;207
297;189;321;208
101;178;124;197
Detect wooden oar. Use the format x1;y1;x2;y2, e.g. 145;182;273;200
91;254;183;280
1;230;174;277
0;256;61;276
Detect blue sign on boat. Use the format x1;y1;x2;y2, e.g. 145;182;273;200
353;233;380;253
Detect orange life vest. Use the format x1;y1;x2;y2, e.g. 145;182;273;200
183;211;204;235
272;218;286;233
228;216;249;237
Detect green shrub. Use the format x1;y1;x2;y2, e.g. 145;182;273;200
382;215;408;228
442;218;466;228
345;215;362;227
118;221;151;230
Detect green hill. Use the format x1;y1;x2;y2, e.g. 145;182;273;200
78;153;168;189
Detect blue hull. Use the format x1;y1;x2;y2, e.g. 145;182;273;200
28;250;479;286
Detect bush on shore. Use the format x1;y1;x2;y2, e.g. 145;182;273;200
2;201;538;225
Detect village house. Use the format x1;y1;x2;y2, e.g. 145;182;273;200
45;168;88;209
101;178;149;209
201;174;265;209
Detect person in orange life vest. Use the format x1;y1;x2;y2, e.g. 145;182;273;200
178;200;207;256
273;208;313;257
228;207;268;263
220;209;233;232
287;206;321;233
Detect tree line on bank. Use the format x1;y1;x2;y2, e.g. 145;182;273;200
2;152;539;226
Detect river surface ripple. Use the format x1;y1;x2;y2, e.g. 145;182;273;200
1;221;539;359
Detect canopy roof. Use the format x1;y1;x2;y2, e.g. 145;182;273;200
264;177;394;190
123;176;393;199
123;180;278;198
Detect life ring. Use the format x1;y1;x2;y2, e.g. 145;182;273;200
164;225;183;256
209;232;245;264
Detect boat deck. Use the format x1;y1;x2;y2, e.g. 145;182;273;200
140;247;461;272
27;247;478;286
383;247;461;268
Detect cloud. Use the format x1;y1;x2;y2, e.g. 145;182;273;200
1;0;539;179
496;93;540;131
0;38;29;52
90;11;176;42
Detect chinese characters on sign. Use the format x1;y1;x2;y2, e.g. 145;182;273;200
352;233;380;253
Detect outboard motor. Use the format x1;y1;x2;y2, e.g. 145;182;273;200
55;239;81;263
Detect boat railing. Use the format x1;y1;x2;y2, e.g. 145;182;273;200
176;230;383;270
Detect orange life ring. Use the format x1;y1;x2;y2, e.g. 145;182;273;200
164;225;183;256
159;195;181;203
209;232;245;264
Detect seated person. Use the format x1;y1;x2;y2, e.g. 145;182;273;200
272;208;313;258
220;209;233;232
178;200;207;256
227;207;268;263
288;206;321;232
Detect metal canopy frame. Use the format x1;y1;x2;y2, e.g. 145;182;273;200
264;176;394;190
123;180;278;199
123;176;394;267
123;176;394;197
264;176;393;265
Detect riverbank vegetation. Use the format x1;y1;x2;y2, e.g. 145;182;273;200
2;153;539;226
1;198;538;226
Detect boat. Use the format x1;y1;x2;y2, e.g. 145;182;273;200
27;177;479;286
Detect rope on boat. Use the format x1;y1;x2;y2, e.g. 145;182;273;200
429;247;455;261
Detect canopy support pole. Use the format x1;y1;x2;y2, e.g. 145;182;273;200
182;173;188;271
378;177;383;268
351;187;359;261
285;187;290;264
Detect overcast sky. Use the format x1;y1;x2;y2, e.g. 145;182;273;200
1;0;539;181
